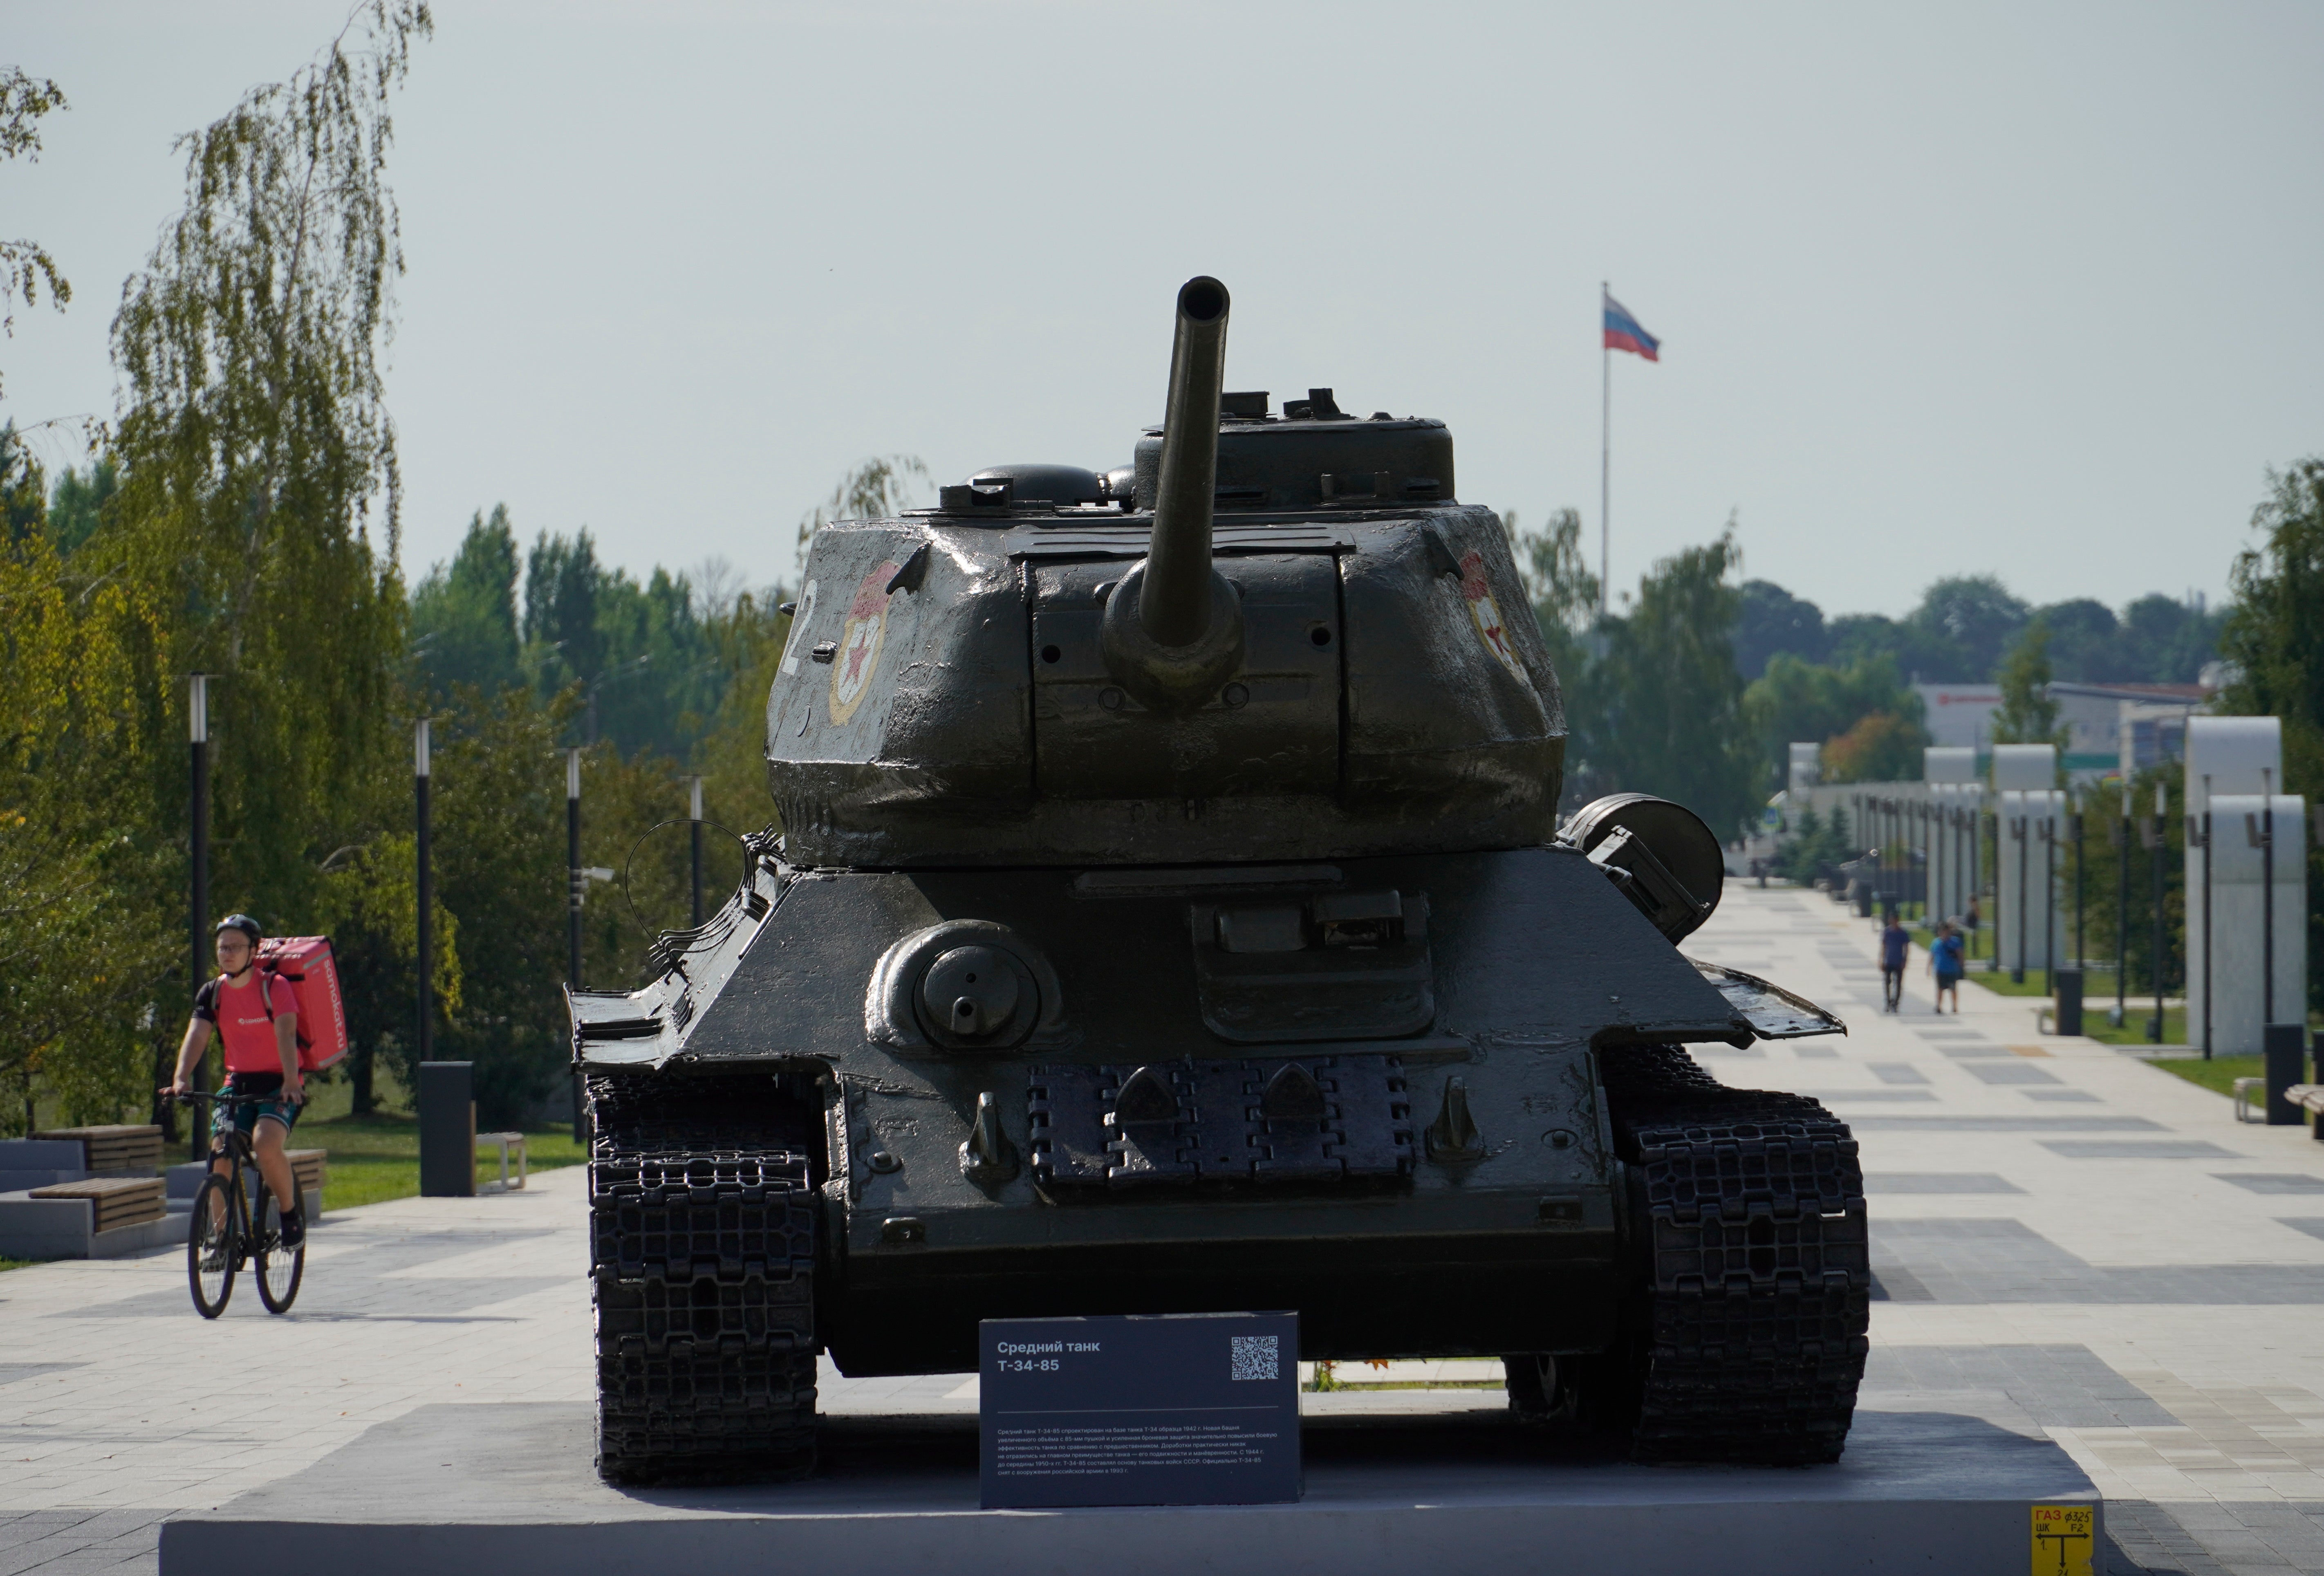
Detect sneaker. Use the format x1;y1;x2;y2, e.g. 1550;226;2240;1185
279;1208;305;1251
200;1244;229;1273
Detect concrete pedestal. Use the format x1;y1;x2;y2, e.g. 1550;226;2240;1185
159;1403;2100;1576
0;1192;179;1259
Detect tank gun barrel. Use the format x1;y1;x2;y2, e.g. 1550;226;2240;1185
1100;276;1247;712
1141;277;1230;646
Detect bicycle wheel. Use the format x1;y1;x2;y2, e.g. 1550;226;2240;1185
254;1186;304;1314
187;1174;236;1318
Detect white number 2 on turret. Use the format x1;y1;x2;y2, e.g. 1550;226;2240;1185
778;580;819;676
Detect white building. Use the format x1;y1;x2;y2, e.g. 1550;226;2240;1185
1914;680;2214;785
2184;717;2307;1056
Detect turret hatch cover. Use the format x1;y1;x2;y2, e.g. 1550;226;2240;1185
1685;957;1847;1040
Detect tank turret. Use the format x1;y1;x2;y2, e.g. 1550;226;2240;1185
575;278;1867;1486
762;285;1563;869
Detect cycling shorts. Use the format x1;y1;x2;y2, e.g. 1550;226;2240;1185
211;1072;301;1141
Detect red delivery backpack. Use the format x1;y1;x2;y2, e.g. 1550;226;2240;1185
255;936;349;1073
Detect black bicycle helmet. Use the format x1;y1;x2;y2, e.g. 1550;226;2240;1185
213;913;262;944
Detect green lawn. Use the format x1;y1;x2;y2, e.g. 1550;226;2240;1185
0;1256;36;1273
2144;1053;2263;1099
2079;1007;2192;1049
299;1111;588;1211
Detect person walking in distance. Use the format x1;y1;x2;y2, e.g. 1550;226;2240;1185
1880;910;1910;1013
1930;919;1965;1015
164;915;306;1248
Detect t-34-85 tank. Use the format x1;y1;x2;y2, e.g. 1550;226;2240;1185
569;277;1867;1482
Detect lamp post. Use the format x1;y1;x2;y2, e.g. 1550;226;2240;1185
2073;790;2086;974
415;719;433;1065
2040;796;2056;986
2149;778;2167;1045
568;747;585;1142
185;675;211;1158
2261;765;2276;1033
2113;794;2129;1026
1985;800;2001;973
1930;793;1943;920
688;775;706;928
2012;803;2028;986
2200;775;2213;1060
1894;797;1905;917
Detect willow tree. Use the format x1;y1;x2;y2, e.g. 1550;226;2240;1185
0;524;176;1128
103;2;431;924
796;455;930;554
1;66;70;404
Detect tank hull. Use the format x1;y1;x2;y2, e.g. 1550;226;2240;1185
825;1230;1623;1374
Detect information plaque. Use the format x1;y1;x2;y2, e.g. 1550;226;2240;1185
979;1311;1300;1509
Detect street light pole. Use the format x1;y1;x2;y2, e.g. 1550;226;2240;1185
2261;765;2276;1033
2150;778;2167;1045
688;775;706;928
2012;804;2028;986
2201;773;2214;1061
2113;793;2129;1025
2041;798;2056;985
415;719;433;1065
568;747;585;1142
2073;791;2086;973
184;675;211;1158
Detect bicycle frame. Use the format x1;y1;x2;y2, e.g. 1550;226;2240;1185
177;1090;303;1317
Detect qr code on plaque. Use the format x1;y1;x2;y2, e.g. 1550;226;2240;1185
1230;1334;1279;1382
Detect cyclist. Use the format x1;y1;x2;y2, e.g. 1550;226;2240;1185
165;914;306;1249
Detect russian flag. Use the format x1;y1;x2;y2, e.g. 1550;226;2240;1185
1603;292;1660;361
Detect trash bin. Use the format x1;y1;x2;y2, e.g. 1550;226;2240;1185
2266;1025;2305;1128
2053;968;2083;1037
419;1061;475;1197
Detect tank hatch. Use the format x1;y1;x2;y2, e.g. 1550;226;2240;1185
1133;388;1454;513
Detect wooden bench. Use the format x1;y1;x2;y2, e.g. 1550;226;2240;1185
285;1149;327;1202
2235;1077;2265;1123
34;1125;163;1176
28;1177;166;1231
476;1132;527;1191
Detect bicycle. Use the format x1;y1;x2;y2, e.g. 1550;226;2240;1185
173;1091;304;1318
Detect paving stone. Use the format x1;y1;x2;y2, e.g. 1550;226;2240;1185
2044;1141;2246;1159
1865;1344;2178;1426
1968;1061;2066;1085
1851;1115;2167;1131
1862;1172;2025;1194
1868;1063;1932;1085
2219;1175;2324;1195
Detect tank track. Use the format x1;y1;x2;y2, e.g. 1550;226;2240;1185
587;1071;820;1482
1600;1044;1870;1466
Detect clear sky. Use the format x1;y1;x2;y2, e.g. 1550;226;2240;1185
6;1;2320;619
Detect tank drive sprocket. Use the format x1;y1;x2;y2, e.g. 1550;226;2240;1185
1595;1044;1870;1465
587;1071;821;1482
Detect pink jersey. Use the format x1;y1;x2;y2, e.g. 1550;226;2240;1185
195;972;298;1076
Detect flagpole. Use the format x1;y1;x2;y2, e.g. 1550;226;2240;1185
1599;281;1610;619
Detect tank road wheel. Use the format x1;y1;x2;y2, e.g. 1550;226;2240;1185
587;1072;821;1483
1599;1045;1870;1466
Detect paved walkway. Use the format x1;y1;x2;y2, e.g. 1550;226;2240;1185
1699;883;2324;1574
5;883;2322;1572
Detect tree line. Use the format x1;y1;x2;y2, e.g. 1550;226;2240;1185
0;11;812;1132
